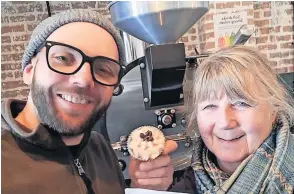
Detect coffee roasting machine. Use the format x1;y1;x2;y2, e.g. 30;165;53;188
100;1;210;181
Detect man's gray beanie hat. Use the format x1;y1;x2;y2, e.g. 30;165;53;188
21;9;126;71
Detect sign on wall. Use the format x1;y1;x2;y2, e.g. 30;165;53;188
214;9;248;48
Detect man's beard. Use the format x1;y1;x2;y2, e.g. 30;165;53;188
30;79;110;137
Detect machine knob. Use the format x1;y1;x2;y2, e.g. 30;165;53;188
162;115;172;125
118;159;127;171
181;118;186;127
184;142;191;148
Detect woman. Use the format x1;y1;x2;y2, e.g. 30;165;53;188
171;46;294;193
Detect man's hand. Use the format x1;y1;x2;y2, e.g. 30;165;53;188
129;140;178;190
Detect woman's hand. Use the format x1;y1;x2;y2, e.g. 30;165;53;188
129;140;178;190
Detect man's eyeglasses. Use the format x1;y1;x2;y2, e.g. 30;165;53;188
40;41;125;86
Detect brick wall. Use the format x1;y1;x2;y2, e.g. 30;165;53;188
1;1;293;101
181;1;294;73
1;1;110;100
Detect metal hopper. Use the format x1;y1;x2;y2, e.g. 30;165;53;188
108;1;209;44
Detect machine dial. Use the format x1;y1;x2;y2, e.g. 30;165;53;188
162;115;172;125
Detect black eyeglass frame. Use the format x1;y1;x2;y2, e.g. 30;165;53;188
42;41;125;87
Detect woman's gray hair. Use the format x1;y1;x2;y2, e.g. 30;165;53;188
185;45;294;134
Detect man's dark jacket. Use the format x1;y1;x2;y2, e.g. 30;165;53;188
1;99;125;194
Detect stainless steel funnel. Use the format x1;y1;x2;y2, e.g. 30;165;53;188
108;1;209;45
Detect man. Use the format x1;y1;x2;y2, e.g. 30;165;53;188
1;10;177;194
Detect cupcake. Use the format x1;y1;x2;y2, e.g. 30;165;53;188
127;126;165;161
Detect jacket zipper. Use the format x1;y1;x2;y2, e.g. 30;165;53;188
74;158;85;175
74;158;95;194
